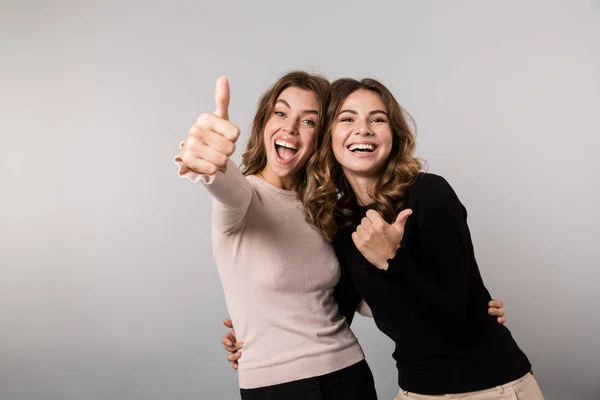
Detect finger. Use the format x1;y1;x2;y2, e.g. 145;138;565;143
225;339;244;351
228;329;237;342
214;76;230;121
202;128;236;156
393;209;413;231
192;116;240;143
356;225;367;239
488;308;505;317
223;319;233;329
360;217;373;231
180;149;220;175
222;335;232;347
222;330;238;346
227;351;242;362
489;299;504;308
232;361;238;370
365;209;385;227
180;154;220;175
179;139;203;171
191;143;229;169
351;231;361;247
497;317;506;324
224;343;243;352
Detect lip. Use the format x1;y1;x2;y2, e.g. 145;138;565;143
273;135;300;165
346;140;378;148
346;141;379;158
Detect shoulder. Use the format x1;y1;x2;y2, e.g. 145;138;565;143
245;175;274;198
245;174;261;189
408;173;464;218
410;173;458;201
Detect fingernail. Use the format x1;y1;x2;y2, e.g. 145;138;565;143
226;341;231;346
488;309;493;314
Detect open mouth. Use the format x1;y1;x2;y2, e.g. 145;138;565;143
275;139;299;162
347;143;378;155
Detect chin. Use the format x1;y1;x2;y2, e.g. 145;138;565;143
267;158;302;178
342;162;386;178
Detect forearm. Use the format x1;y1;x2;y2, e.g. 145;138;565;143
176;158;252;234
386;250;466;337
333;255;362;326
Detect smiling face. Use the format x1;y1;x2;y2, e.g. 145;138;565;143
260;86;320;188
331;89;393;179
303;77;423;241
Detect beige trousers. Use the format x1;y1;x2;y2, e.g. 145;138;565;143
394;373;543;400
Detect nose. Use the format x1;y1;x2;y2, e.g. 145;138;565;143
354;120;373;136
282;119;299;135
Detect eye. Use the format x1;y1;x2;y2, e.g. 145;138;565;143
302;119;316;127
340;117;354;123
274;111;286;118
371;117;387;123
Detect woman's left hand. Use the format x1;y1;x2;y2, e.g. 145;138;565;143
352;209;412;270
488;299;507;324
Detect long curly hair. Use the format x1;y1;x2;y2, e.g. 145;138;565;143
241;71;330;195
304;78;424;241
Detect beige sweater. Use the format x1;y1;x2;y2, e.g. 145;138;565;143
176;159;364;388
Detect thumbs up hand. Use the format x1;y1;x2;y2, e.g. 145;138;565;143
351;209;413;270
177;76;241;176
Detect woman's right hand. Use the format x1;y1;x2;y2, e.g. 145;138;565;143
177;76;240;176
222;318;243;370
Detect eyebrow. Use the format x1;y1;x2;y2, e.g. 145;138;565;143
276;99;319;115
339;109;389;116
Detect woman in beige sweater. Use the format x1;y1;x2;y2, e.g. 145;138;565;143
176;72;377;399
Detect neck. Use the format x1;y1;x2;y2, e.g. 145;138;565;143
342;169;378;206
256;167;300;191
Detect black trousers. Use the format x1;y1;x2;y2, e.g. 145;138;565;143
240;360;377;400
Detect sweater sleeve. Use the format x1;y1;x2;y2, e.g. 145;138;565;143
382;176;471;339
175;157;252;235
333;239;362;326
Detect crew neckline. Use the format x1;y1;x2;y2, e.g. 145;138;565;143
248;175;299;198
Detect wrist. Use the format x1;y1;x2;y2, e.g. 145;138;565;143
376;260;389;270
377;247;399;270
377;244;400;271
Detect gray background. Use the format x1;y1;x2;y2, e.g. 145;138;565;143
1;0;599;399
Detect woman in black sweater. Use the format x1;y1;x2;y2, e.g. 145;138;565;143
301;77;544;399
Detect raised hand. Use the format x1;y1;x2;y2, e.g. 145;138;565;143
178;76;240;175
352;209;412;270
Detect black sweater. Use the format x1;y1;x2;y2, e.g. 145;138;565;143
333;173;531;395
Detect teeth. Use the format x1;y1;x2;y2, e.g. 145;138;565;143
275;139;298;150
348;143;376;151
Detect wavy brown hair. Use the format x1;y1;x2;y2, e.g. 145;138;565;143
241;71;330;194
304;78;424;241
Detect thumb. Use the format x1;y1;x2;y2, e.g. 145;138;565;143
214;76;230;120
393;209;412;231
